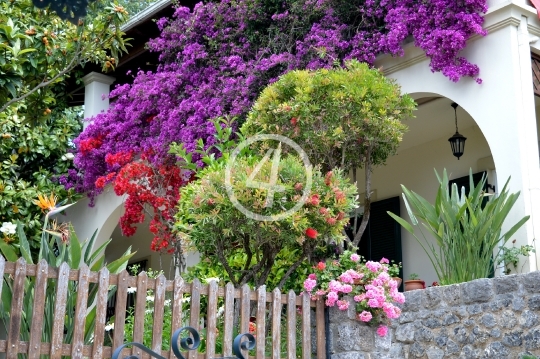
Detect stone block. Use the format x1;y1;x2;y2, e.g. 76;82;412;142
502;331;523;347
409;342;425;358
528;295;540;310
443;284;461;306
523;271;540;293
500;310;518;329
461;279;493;303
480;313;497;328
445;339;460;355
493;274;520;294
467;304;482;315
333;321;375;352
374;328;392;352
520;310;539;328
398;311;416;324
490;293;514;311
434;333;447;347
458;344;481;359
329;305;350;324
482;341;510;358
472;325;489;343
513;297;526;311
443;313;459;325
453;326;470;344
426;346;444;359
395;323;416;343
424;287;442;309
524;328;540;350
402;290;425;312
415;327;433;342
331;352;367;359
423;317;442;329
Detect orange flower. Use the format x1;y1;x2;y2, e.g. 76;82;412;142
316;262;326;270
33;194;57;212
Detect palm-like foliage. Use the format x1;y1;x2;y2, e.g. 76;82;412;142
388;169;529;285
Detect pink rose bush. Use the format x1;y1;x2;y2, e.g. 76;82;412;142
303;250;405;337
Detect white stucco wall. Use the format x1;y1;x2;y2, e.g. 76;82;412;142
105;218;201;279
375;1;540;273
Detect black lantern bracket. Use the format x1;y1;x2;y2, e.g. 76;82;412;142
112;327;255;359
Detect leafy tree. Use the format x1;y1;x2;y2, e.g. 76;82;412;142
0;106;82;249
242;60;416;246
0;0;130;121
174;122;358;288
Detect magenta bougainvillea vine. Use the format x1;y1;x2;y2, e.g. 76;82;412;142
65;0;488;244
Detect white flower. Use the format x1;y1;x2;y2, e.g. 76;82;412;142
181;297;191;304
145;308;154;314
0;222;16;235
164;299;171;306
216;306;225;318
105;323;114;331
127;287;137;293
205;277;220;284
146;295;155;302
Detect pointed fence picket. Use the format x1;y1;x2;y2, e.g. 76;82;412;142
0;259;326;359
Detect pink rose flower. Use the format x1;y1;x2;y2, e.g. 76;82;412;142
358;311;372;322
303;278;317;292
377;325;389;337
337;300;349;311
380;257;389;264
350;253;360;262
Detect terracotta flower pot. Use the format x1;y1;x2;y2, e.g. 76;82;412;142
404;280;425;291
392;277;402;288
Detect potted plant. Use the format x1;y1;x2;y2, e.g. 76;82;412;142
387;260;403;288
404;273;425;291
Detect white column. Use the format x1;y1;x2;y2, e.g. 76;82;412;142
82;72;115;127
515;15;540;271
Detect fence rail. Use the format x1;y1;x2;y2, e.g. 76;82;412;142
0;257;326;359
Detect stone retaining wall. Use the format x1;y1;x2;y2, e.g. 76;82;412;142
328;271;540;358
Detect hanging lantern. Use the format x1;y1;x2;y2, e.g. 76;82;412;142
448;102;466;160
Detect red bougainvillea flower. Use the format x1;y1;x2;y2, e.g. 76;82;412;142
290;117;298;126
326;217;337;225
305;227;318;238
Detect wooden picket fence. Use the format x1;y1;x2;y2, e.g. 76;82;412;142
0;257;326;359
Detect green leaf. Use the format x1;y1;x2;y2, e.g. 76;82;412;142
387;211;414;234
68;232;82;269
17;222;33;264
0;241;18;262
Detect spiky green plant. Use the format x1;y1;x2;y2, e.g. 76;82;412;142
0;203;135;346
388;169;529;285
